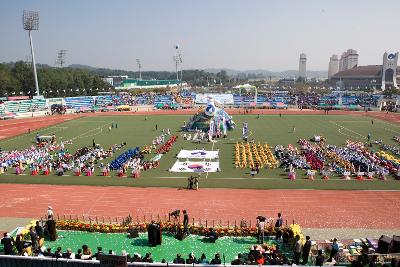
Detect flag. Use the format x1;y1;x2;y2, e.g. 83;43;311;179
209;120;215;139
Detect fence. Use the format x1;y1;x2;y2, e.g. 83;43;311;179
45;213;294;229
0;255;341;267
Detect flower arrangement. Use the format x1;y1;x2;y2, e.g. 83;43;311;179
55;220;293;237
289;223;306;245
19;220;39;240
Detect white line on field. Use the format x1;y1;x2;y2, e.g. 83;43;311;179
329;121;366;139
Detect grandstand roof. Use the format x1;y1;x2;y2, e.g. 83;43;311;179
332;65;400;78
122;79;181;86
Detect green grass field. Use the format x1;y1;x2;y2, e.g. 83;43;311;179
45;231;269;263
1;114;400;190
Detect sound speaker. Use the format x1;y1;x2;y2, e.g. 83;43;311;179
147;224;162;246
378;235;392;254
391;235;400;253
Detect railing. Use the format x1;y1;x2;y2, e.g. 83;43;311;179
0;255;342;267
46;213;293;229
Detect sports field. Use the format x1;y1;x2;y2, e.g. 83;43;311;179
1;113;400;190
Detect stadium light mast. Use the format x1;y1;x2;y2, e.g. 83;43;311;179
136;59;142;80
23;10;40;97
55;50;67;67
174;44;180;81
178;53;183;81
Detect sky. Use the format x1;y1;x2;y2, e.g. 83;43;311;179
0;0;399;72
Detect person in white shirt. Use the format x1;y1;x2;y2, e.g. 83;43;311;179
47;206;54;220
257;219;265;244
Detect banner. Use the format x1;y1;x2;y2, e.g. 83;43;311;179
222;117;227;135
209;120;215;138
7;96;30;101
98;254;127;267
242;122;248;139
195;94;234;105
177;150;219;160
170;161;220;173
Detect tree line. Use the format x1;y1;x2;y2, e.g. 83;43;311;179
0;62;112;98
0;62;235;98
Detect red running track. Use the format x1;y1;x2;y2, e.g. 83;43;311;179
0;115;80;140
0;184;399;229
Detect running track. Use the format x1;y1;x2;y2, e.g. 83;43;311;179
0;184;399;229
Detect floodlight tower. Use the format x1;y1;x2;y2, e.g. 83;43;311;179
178;53;183;81
174;44;180;81
56;50;67;67
136;59;142;80
23;10;40;97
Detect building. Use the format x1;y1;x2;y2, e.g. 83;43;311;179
299;53;307;78
339;49;359;71
330;52;399;90
328;55;339;78
278;78;296;85
115;79;183;90
101;75;128;87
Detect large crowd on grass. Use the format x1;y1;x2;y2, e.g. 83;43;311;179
273;138;400;180
0;127;178;178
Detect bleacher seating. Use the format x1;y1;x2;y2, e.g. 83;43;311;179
233;94;289;107
64;97;94;109
94;95;113;106
154;95;173;105
134;95;152;105
0;105;5;116
3;99;46;113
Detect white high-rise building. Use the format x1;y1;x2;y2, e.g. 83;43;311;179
328;54;339;78
339;49;358;71
299;53;307;78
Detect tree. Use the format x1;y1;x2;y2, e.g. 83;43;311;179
0;64;20;96
383;87;399;98
12;61;35;95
